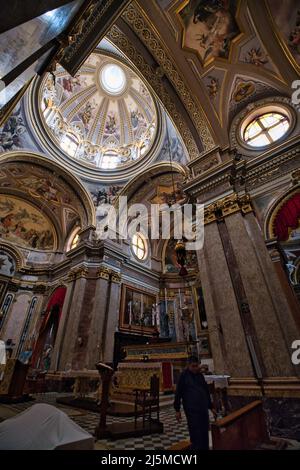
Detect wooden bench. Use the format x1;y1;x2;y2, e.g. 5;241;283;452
211;400;268;450
170;400;287;451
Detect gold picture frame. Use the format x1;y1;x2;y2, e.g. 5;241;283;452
119;284;158;335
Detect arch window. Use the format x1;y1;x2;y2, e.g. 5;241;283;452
0;294;14;331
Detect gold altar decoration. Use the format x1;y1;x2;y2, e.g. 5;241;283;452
116;362;163;391
123;342;189;362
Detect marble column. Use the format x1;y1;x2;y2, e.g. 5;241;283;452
226;209;299;377
197;193;300;381
56;266;89;371
102;270;122;364
197;219;254;377
85;266;110;368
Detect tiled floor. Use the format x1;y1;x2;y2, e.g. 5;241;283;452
0;393;193;450
1;394;299;450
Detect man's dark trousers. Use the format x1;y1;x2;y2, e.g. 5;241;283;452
185;408;209;450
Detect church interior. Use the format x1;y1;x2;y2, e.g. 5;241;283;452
0;0;300;451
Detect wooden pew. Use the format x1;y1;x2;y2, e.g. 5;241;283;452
211;400;269;450
169;400;287;451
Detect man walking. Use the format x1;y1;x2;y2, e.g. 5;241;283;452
174;355;216;450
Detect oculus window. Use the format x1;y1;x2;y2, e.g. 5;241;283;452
243;112;290;148
131;233;147;260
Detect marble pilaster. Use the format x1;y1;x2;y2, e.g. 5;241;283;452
102;271;122;363
197;221;254;377
226;211;299;377
58;273;88;371
85;269;110;368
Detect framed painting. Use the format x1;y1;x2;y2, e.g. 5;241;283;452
120;285;158;335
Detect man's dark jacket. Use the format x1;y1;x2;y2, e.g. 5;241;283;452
174;369;212;413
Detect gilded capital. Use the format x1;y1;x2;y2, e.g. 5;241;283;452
97;266;111;280
111;271;122;284
204;193;253;224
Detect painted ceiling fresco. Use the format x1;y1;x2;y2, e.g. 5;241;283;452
152;0;293;144
40;51;157;170
0;195;55;250
267;0;300;68
0;102;38;153
178;0;240;64
0;161;86;240
0;250;16;277
128;172;186;207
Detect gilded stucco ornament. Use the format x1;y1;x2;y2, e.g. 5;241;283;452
106;26;200;160
204;193;253;225
121;2;215;153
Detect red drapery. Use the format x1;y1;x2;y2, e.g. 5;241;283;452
31;287;67;367
273;192;300;241
39;287;66;334
162;362;173;390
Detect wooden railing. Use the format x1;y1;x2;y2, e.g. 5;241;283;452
211;400;269;450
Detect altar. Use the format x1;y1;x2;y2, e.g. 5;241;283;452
119;341;190;392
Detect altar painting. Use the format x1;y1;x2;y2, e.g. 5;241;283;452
120;285;158;334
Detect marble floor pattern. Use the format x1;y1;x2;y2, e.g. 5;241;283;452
1;393;299;450
0;392;193;450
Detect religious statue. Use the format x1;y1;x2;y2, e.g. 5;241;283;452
42;344;53;372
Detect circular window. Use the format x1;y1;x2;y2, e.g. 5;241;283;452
131;233;147;260
243;112;290;148
60;133;79;157
100;63;127;95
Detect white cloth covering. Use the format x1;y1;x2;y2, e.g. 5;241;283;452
0;403;94;450
204;374;230;389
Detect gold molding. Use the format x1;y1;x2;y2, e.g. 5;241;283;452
97;266;111;280
0;242;24;271
0;150;96;228
120;2;215;152
204;193;253;225
111;270;122;284
68;266;89;281
96;266;121;283
264;0;300;75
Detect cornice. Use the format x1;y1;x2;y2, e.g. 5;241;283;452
184;141;300;199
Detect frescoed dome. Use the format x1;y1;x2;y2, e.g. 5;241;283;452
39;51;158;171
